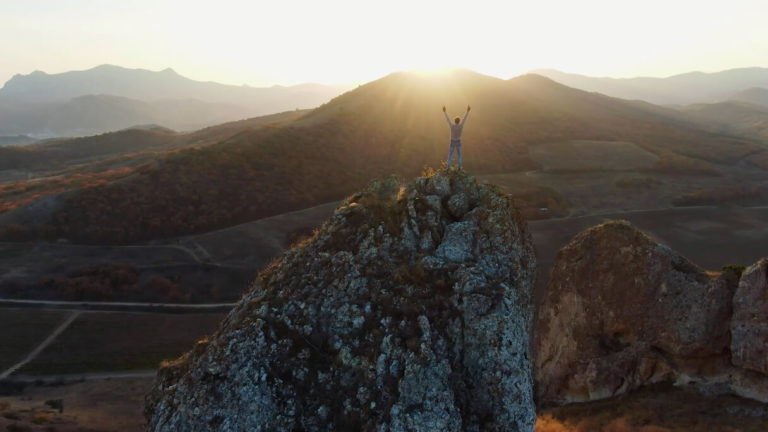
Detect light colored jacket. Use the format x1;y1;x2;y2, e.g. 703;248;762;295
444;110;469;141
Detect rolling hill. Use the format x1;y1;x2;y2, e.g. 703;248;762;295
0;65;353;137
729;87;768;107
0;109;308;172
0;95;258;138
3;69;764;243
0;110;309;217
680;101;768;141
534;67;768;105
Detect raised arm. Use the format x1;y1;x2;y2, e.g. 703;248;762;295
460;105;471;126
442;106;452;126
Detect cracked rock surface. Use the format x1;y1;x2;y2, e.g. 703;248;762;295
732;258;768;375
145;170;537;431
535;220;735;405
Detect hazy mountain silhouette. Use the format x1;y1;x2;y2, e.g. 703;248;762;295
729;87;768;107
25;68;760;243
681;101;768;140
534;67;768;105
0;135;36;147
0;94;269;137
0;65;353;137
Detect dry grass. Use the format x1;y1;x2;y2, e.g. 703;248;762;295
0;309;70;371
530;140;658;172
653;151;721;176
672;185;767;206
536;385;768;432
19;311;224;375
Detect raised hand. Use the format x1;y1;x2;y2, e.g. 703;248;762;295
442;106;446;112
467;105;471;112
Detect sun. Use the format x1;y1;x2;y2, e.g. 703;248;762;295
407;67;460;78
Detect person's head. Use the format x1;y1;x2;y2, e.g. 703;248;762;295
454;117;461;124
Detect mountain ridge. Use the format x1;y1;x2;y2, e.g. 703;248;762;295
0;64;353;104
730;86;768;107
0;64;353;137
533;67;768;105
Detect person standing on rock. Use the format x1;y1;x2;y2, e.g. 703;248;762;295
443;105;470;170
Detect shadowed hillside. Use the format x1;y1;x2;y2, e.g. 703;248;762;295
5;69;764;243
0;110;308;171
681;101;768;141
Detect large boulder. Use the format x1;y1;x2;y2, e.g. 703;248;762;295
731;258;768;375
146;170;537;431
535;220;734;405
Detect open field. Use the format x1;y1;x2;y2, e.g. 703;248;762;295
0;241;253;302
188;200;340;270
529;206;768;306
479;167;768;217
18;311;225;375
0;309;69;371
529;140;659;172
0;202;341;303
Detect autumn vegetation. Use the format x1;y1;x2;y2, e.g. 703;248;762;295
0;166;137;214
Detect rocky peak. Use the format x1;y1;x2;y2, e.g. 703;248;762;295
146;169;537;431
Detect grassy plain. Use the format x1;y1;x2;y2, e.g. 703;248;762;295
0;308;69;371
529;140;658;172
19;311;225;375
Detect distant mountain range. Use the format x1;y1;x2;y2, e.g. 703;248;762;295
533;68;768;106
0;65;354;137
19;68;762;243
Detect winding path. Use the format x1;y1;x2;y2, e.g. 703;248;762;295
0;311;81;379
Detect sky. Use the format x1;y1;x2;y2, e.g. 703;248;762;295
2;0;767;87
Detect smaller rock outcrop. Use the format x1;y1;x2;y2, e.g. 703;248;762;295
731;258;768;375
535;220;735;405
146;170;537;431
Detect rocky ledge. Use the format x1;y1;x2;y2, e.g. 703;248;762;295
145;170;537;431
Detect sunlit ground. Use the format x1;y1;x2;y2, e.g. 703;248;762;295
535;384;768;432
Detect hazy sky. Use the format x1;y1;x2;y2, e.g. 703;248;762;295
2;0;767;87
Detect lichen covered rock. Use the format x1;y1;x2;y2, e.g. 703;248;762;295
535;220;734;405
146;170;537;431
731;258;768;375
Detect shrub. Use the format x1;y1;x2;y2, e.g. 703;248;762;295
31;412;51;424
